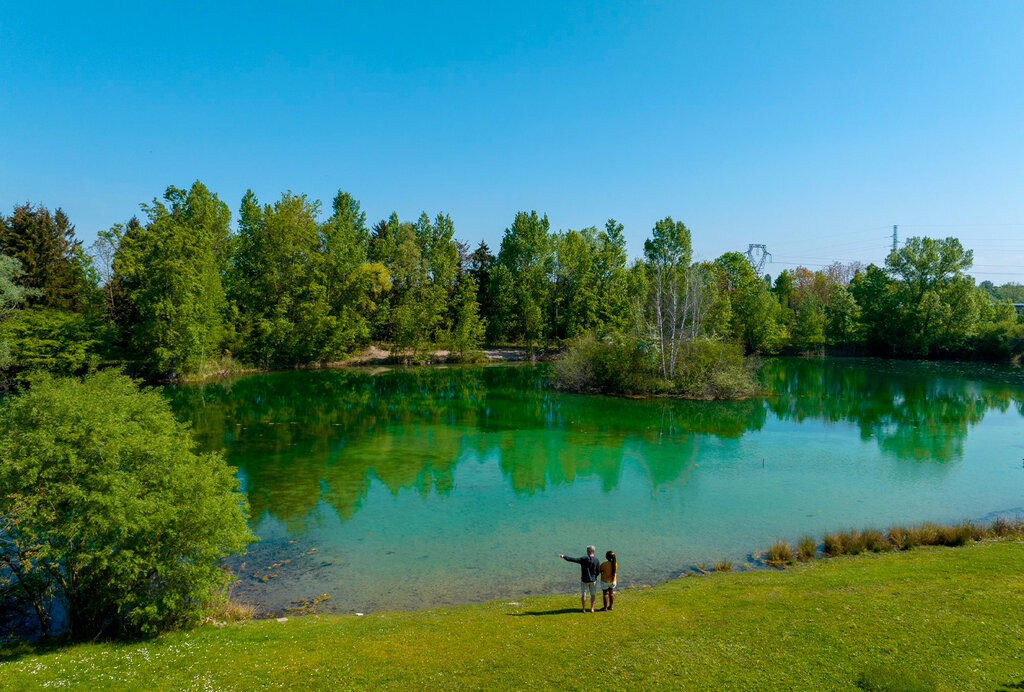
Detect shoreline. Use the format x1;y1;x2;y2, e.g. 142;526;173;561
6;538;1024;689
231;511;1024;621
172;345;560;383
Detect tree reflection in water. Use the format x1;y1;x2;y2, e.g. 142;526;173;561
166;359;1024;532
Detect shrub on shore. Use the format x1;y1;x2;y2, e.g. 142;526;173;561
551;331;757;398
0;372;255;639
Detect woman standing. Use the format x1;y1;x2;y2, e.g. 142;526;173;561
600;551;617;611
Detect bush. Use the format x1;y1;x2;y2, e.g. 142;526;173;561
796;536;816;562
0;372;255;638
671;338;758;398
766;541;794;566
551;332;757;398
0;307;107;376
551;332;662;395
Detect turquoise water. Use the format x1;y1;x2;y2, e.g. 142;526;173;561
167;358;1024;614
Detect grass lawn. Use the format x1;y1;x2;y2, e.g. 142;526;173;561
3;540;1023;690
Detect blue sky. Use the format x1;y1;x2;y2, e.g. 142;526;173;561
2;2;1022;281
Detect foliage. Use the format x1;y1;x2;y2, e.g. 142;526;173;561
3;181;1019;380
0;308;105;376
551;331;755;398
979;280;1024;303
0;254;39;373
550;332;662;395
491;211;554;344
713;252;788;353
446;275;486;361
115;182;232;376
0;204;95;311
0;372;254;638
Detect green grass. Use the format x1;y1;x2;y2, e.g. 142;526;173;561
3;540;1024;690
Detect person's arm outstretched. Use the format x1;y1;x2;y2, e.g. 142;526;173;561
559;553;585;564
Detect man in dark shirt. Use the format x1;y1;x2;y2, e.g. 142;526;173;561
559;545;601;612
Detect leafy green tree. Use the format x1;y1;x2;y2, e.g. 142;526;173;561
849;264;895;349
553;227;600;339
0;254;37;373
712;252;787;353
387;218;447;359
989;282;1024;303
595;219;632;332
825;284;861;344
447;274;486;360
0;204;93;310
486;263;517;342
231;191;341;365
466;240;495;323
790;297;826;349
0;371;253;637
640;216;696;378
115;182;231;376
883;237;979;355
973;291;1022;359
492;211;554;344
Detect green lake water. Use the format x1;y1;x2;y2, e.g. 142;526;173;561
166;358;1024;614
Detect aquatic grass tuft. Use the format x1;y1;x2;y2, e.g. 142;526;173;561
989;516;1014;537
766;540;794;567
206;600;258;623
712;559;733;573
839;529;866;555
917;523;941;546
796;536;816;562
861;528;889;553
888;525;919;551
823;533;844;557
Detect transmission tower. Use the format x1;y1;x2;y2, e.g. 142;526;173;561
892;225;898;251
745;243;772;275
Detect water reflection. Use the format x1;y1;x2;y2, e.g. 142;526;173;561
166;359;1024;532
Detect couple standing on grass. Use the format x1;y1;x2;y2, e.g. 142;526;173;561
559;546;617;612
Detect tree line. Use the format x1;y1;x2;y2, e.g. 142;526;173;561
1;181;1022;383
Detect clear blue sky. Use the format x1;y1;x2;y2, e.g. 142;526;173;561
2;2;1022;281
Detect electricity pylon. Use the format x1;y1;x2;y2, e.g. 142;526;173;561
745;244;772;275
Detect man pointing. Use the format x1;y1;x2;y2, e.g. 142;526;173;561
559;545;601;612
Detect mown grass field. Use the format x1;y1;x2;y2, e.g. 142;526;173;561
3;540;1023;690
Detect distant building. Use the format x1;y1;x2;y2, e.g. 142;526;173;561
1014;303;1024;316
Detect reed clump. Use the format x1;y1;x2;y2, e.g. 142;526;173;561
796;536;816;562
862;528;889;552
761;516;1024;570
765;540;794;567
713;559;733;572
823;532;843;557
